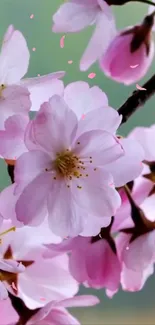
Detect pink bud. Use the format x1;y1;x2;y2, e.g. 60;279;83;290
99;17;155;85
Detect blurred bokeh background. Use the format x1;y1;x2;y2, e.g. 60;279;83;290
0;0;155;323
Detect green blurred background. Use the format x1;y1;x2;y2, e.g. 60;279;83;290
1;0;155;323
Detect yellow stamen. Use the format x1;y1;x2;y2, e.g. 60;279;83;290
0;227;16;237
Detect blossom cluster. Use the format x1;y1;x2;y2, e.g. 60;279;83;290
0;0;155;324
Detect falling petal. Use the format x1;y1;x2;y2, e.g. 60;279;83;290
32;47;36;52
136;84;146;91
81;114;85;119
130;64;139;68
60;35;65;48
68;60;73;64
30;14;34;19
88;72;96;79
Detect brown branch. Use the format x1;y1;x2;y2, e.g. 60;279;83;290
9;293;40;325
118;74;155;124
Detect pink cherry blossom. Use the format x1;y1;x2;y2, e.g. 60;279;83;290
0;220;78;309
27;295;99;325
100;20;154;85
13;94;124;237
45;235;121;297
52;0;117;71
0;25;65;114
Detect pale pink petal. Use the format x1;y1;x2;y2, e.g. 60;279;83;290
129;126;155;161
77;106;122;136
69;239;89;282
15;150;51;193
64;81;109;119
0;259;25;273
0;184;23;227
21;73;65;112
103;138;144;187
123;231;155;271
18;254;78;309
47;181;84;237
0;114;28;159
52;2;99;33
0;298;19;324
73;130;124;165
0;85;31;129
80;11;116;71
0;28;30;84
80;216;111;237
136;84;146;91
141;194;155;222
86;240;121;291
58;295;100;308
121;263;154;292
26;95;78;154
71;167;121;217
15;173;51;226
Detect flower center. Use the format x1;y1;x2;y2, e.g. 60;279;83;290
54;150;80;178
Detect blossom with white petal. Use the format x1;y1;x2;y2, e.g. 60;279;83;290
52;0;117;71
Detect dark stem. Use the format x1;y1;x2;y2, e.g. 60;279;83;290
118;74;155;124
9;293;40;325
106;0;155;6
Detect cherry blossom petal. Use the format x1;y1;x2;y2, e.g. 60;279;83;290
0;26;30;84
15;173;51;226
0;259;25;273
129;126;155;161
123;231;155;271
103;138;144;187
52;2;99;33
73;130;124;165
47;181;84;237
15;150;51;193
64;81;108;119
0;298;19;324
21;74;65;112
80;11;116;71
0;85;31;129
71;167;121;217
0;114;28;159
26;96;78;154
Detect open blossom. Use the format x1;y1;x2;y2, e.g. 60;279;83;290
100;14;155;85
45;229;121;297
11;94;126;238
0;24;65;118
0;220;78;309
114;173;155;291
52;0;117;71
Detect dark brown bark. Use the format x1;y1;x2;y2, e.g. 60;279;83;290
118;74;155;124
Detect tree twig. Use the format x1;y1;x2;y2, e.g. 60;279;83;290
118;74;155;124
